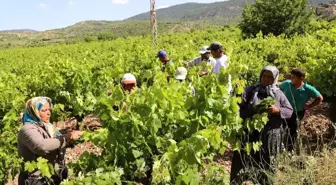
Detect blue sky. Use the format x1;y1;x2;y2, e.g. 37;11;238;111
0;0;222;31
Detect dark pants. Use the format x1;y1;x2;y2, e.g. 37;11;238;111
285;111;305;152
230;150;275;185
18;168;68;185
230;127;282;185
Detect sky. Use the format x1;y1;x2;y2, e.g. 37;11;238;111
0;0;222;31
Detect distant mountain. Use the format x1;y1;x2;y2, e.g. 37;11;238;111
0;29;38;33
127;0;254;23
127;0;331;22
0;0;332;49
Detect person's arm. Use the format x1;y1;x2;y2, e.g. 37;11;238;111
184;59;195;67
239;86;254;120
269;91;293;119
19;125;67;156
304;85;323;111
304;95;323;111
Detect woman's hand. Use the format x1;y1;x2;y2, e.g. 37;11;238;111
66;130;82;141
199;71;208;76
268;105;280;115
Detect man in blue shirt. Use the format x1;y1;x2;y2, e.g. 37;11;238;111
280;68;323;151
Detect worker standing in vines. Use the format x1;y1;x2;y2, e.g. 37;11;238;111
280;68;323;152
175;67;196;96
121;73;137;93
183;46;216;76
208;41;232;93
208;42;228;75
156;50;174;81
18;97;82;185
230;66;293;185
112;73;137;111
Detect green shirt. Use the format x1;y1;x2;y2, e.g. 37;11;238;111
280;80;321;112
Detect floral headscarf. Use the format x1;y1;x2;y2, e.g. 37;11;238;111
22;97;61;137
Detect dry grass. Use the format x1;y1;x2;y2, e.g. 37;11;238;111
275;147;336;185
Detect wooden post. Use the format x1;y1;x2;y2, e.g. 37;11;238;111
150;0;158;47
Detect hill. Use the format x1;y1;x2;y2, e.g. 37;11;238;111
127;0;331;22
0;20;218;49
0;0;332;49
127;0;253;23
0;29;38;33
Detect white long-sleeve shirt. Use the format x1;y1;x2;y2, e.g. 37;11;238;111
212;55;228;74
212;54;232;94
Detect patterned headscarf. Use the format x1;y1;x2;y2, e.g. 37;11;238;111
22;97;61;137
259;66;280;97
250;66;280;107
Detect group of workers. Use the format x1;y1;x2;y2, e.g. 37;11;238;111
17;41;323;185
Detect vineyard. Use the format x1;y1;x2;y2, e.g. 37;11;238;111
0;19;336;185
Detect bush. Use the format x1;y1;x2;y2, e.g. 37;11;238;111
239;0;312;38
84;36;98;43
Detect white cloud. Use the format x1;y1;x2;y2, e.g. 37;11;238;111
158;5;170;9
112;0;129;5
39;3;47;8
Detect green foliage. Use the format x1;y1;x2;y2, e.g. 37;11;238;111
0;20;335;184
61;168;124;185
96;32;116;41
254;97;276;114
239;0;312;37
84;36;98;43
24;157;55;178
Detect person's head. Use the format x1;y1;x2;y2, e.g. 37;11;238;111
290;68;305;86
199;46;211;60
208;42;224;59
175;67;188;82
121;73;137;92
156;50;169;63
22;97;53;124
39;103;51;123
260;66;279;86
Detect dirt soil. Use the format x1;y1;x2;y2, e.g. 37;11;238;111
301;102;336;146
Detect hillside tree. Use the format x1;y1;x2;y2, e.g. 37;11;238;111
239;0;312;37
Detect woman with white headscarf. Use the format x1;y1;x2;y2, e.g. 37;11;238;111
230;66;293;185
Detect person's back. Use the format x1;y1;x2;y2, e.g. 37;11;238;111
175;67;195;96
212;54;228;74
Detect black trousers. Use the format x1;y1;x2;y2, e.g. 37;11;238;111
285;111;305;151
18;168;68;185
230;150;275;185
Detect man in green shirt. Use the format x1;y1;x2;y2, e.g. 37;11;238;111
280;68;323;151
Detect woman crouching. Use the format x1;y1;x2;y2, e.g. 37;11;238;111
230;66;293;185
18;97;82;185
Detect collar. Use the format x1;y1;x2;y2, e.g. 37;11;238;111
291;81;307;91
